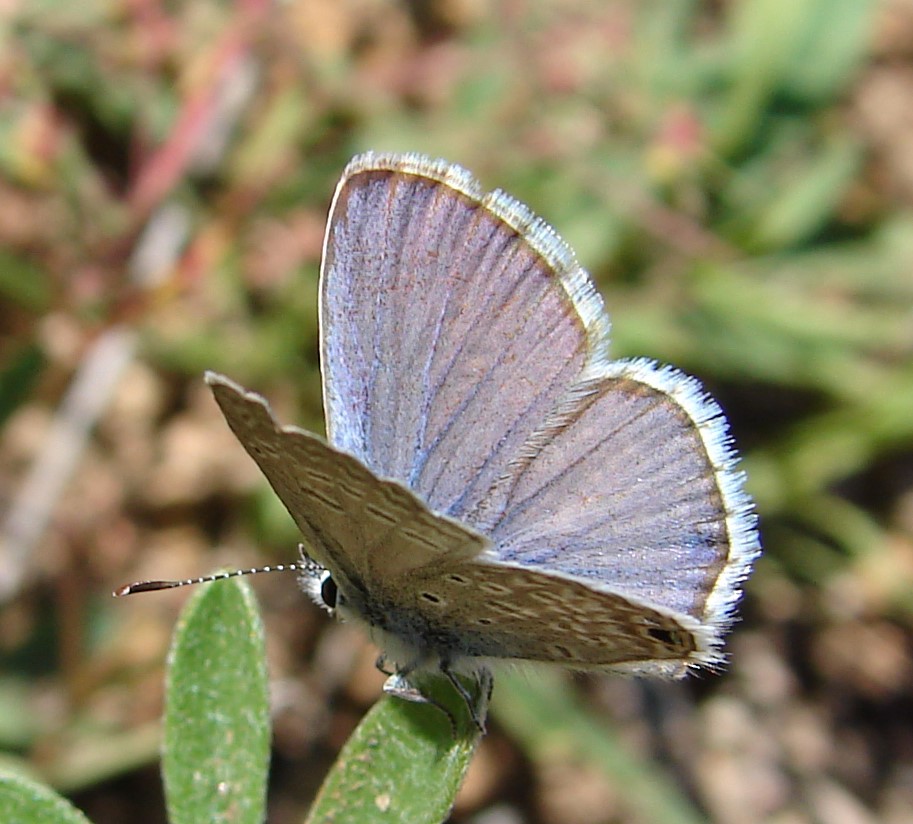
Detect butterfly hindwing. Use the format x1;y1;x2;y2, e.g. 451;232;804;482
403;559;700;672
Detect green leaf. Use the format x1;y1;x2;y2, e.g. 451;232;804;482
713;0;813;154
163;579;270;824
712;0;875;154
750;136;862;250
781;0;875;102
305;673;485;824
0;770;92;824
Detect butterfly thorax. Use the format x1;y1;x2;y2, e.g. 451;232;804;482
301;560;511;672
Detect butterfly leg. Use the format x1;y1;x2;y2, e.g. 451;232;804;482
382;670;460;736
378;656;490;735
441;663;492;734
478;667;494;711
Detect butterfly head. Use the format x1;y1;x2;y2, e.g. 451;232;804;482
296;545;342;617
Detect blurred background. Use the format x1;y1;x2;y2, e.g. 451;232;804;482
1;0;912;822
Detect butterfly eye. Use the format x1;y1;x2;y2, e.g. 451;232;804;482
319;573;339;610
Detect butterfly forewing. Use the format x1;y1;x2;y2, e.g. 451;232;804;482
320;154;607;522
207;373;488;588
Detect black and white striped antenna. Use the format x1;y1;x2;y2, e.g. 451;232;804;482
113;562;308;597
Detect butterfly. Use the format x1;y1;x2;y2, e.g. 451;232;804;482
124;153;760;731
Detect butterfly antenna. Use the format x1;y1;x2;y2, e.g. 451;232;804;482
113;563;307;597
